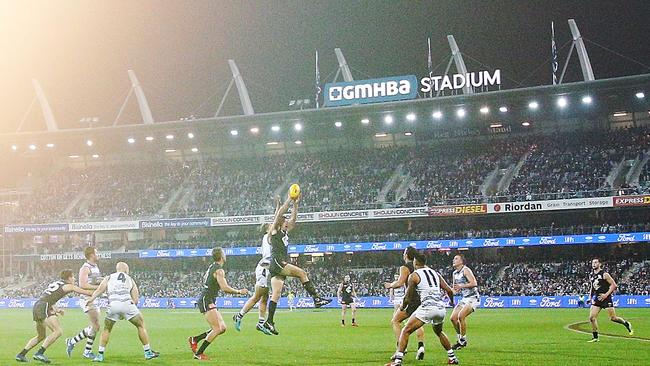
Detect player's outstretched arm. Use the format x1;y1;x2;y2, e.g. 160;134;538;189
385;266;410;289
268;196;292;235
64;283;95;298
86;277;109;303
286;198;299;232
439;276;455;307
337;283;343;301
215;269;249;296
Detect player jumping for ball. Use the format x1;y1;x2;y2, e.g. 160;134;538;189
384;247;426;360
16;269;93;364
66;247;103;359
84;262;159;362
233;197;282;335
262;192;332;335
189;247;249;360
587;258;633;342
338;275;359;327
386;253;458;365
450;254;480;350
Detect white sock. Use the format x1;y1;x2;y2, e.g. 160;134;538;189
447;349;456;358
143;344;151;352
98;346;105;354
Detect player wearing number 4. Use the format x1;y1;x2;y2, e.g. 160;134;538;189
84;262;159;362
16;269;94;364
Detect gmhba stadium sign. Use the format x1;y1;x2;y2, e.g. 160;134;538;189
324;70;501;107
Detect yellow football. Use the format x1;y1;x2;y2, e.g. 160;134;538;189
289;183;301;199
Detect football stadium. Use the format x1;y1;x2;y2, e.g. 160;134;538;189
1;2;650;365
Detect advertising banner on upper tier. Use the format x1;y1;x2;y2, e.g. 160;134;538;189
4;223;69;234
3;195;643;234
140;218;211;229
69;221;139;232
1;295;648;309
487;196;613;214
612;195;650;207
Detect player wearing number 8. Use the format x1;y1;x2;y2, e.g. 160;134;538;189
84;262;159;362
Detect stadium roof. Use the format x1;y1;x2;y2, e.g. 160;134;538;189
2;73;649;157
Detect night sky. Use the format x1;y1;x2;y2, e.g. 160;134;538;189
1;0;649;132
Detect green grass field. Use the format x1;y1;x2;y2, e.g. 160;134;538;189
1;308;648;365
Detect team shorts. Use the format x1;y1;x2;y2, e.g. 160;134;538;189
341;298;354;306
255;263;270;288
198;295;217;314
33;301;53;322
106;301;140;322
80;297;99;313
457;296;480;311
269;258;287;278
413;306;446;326
592;296;613;309
403;299;421;316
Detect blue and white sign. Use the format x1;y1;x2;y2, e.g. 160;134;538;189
2;295;648;309
138;232;650;259
3;223;69;234
140;218;211;229
324;75;418;107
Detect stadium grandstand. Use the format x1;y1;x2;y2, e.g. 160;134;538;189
1;5;650;364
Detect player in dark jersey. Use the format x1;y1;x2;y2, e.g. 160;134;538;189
188;247;249;361
15;269;93;364
384;247;426;361
262;192;332;335
587;258;633;342
338;275;359;327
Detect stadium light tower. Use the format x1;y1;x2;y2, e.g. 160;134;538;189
447;35;473;95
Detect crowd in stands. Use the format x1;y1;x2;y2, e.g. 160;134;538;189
6;127;650;223
4;252;649;298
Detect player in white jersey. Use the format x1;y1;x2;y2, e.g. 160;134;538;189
450;254;480;350
233;197;281;335
85;262;159;362
390;274;407;311
66;247;102;359
386;253;458;366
